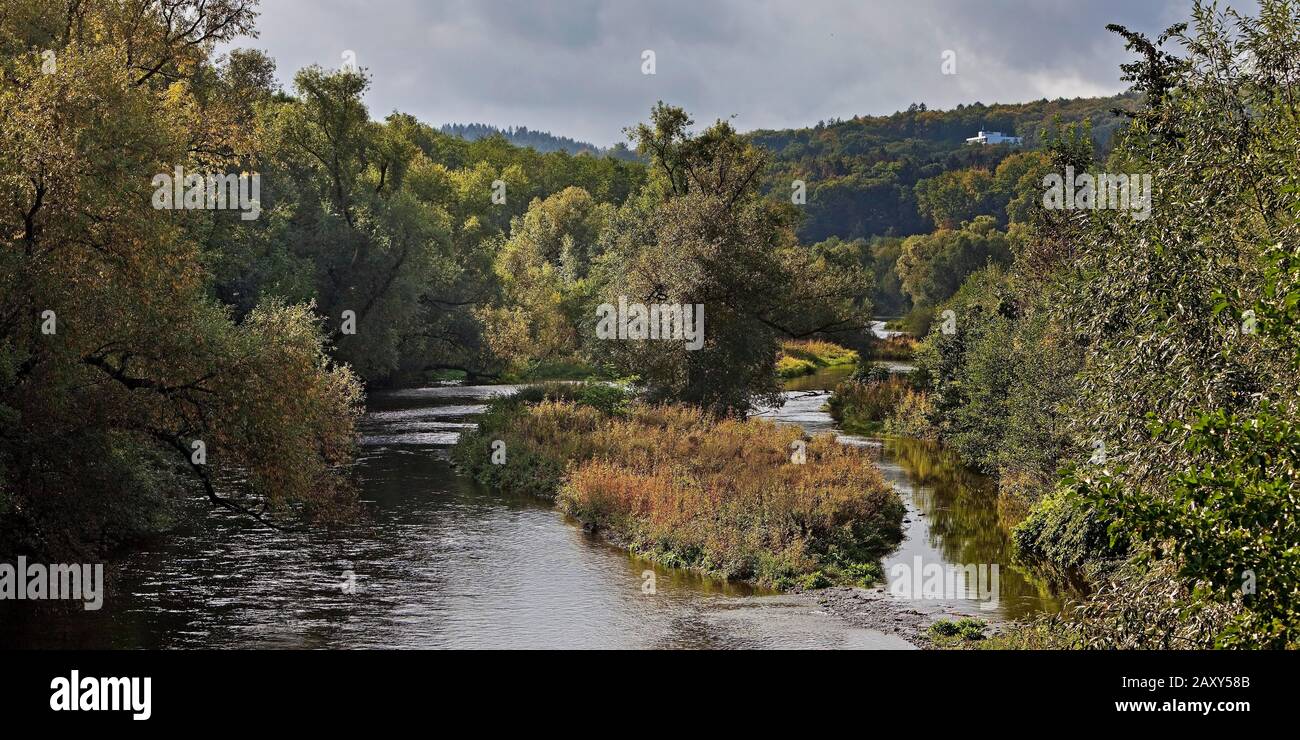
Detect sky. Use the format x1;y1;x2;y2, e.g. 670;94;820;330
231;0;1196;147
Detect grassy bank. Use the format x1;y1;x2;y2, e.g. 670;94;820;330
776;340;859;378
867;335;918;361
455;384;904;588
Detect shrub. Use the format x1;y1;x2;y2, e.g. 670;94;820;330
883;389;938;441
1012;489;1127;586
827;372;912;434
929;617;987;641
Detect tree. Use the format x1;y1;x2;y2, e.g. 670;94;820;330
0;0;361;557
479;187;612;374
896;215;1015;309
1037;0;1300;646
594;104;870;415
914;168;997;229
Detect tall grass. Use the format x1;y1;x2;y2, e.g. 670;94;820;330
867;335;918;361
456;396;903;587
826;374;912;434
776;339;858;378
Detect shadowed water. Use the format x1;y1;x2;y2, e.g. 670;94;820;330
0;383;912;649
2;365;1056;648
756;377;1062;619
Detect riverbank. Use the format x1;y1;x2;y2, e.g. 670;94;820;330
450;377;1060;648
761;382;1067;644
802;586;1004;647
776;339;859;378
4;382;925;649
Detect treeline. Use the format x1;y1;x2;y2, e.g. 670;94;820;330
0;0;644;556
440;122;640;161
208;71;646;386
0;0;867;557
743;96;1130;323
848;0;1300;648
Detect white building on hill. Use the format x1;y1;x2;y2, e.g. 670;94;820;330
965;130;1023;146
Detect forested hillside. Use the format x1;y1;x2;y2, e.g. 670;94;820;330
829;1;1300;647
753;94;1134;244
440;122;640;161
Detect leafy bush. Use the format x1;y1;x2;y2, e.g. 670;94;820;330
929;617;987;641
883;389;938;441
1078;402;1300;648
575;382;632;416
1012;489;1127;586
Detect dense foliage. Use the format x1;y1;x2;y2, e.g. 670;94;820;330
891;0;1300;648
0;0;362;556
0;0;649;555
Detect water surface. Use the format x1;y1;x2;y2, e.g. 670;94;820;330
2;367;1056;648
1;383;911;649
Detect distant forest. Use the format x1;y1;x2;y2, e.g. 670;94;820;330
751;94;1137;243
449;94;1136;247
439;122;641;161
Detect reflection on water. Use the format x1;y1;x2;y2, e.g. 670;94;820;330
767;368;1062;619
782;365;854;391
0;383;911;650
877;439;1062;619
2;365;1058;649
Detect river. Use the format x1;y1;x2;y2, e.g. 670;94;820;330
0;368;1058;649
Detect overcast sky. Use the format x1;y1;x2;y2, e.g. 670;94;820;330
233;0;1197;147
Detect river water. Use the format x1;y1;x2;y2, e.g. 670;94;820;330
1;368;1057;649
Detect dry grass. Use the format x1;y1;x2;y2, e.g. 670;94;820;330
868;335;918;360
459;398;903;587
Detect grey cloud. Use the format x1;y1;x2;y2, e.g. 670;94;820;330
234;0;1195;146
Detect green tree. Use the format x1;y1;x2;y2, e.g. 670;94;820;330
480;187;612;374
595;104;870;415
0;0;361;557
896;215;1015;309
